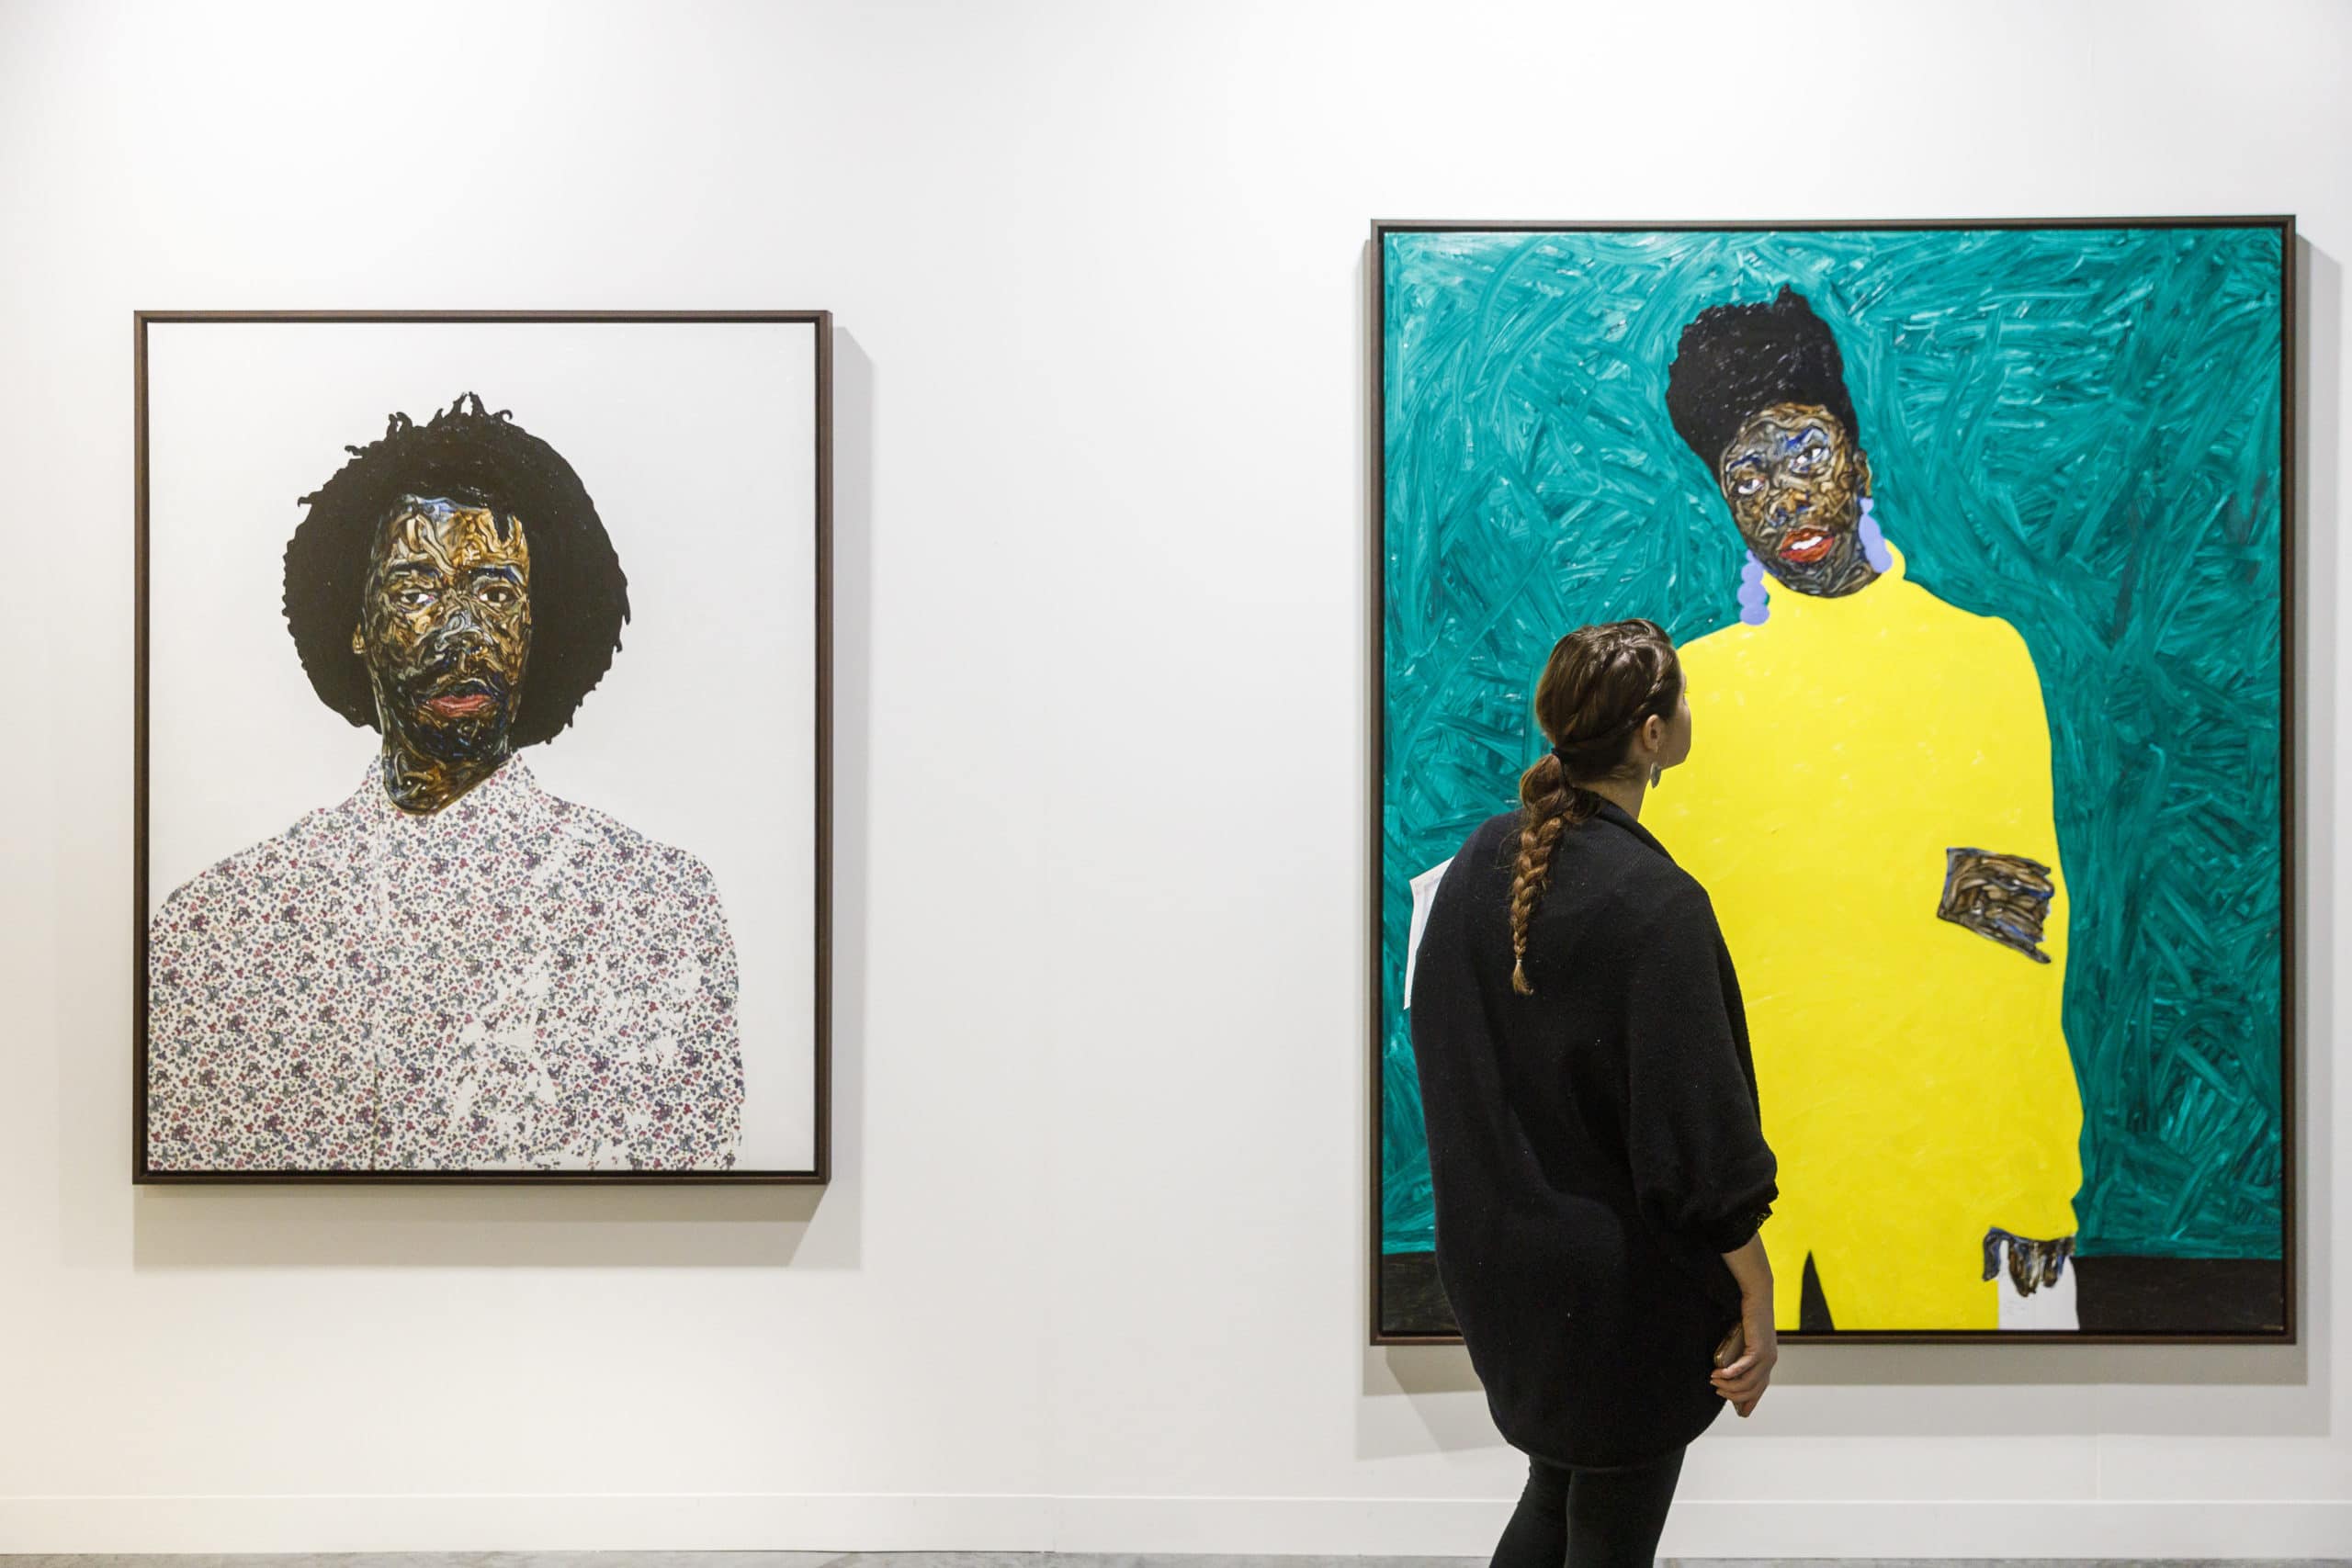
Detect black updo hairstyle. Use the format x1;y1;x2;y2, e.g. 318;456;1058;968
1665;285;1864;474
281;393;630;746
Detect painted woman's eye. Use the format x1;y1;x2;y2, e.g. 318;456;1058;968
1733;473;1764;497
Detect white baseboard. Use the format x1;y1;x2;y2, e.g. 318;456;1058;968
0;1495;1050;1556
0;1494;2346;1559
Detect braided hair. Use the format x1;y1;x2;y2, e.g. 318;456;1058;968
1509;619;1684;995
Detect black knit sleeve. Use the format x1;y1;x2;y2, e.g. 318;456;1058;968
1620;881;1780;1253
1702;1200;1776;1255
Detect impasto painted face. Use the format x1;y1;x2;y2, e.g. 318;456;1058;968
353;497;532;794
1717;402;1875;597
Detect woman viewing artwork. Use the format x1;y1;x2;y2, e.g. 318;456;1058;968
1409;619;1779;1568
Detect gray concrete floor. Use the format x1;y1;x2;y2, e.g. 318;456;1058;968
3;1555;2349;1568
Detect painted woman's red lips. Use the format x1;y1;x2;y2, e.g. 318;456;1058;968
1779;527;1835;564
426;693;494;718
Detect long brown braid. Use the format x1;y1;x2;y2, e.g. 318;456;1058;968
1509;619;1684;995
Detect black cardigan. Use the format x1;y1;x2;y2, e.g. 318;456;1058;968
1408;801;1778;1469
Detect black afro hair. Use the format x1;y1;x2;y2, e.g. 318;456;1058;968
281;393;630;747
1664;286;1862;475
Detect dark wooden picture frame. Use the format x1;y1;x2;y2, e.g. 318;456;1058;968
134;310;833;1185
1368;220;2297;1345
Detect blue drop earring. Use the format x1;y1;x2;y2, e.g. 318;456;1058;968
1738;552;1770;626
1859;495;1894;572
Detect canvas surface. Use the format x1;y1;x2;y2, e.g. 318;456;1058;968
1375;225;2289;1337
140;317;824;1177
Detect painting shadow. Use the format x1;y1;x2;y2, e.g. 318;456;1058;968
125;325;878;1274
1353;238;2336;1454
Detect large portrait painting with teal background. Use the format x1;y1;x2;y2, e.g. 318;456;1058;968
1374;220;2293;1342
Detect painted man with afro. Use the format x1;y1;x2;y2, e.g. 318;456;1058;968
146;396;745;1172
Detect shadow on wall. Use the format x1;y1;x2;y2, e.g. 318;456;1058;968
1351;239;2341;1456
124;329;881;1276
131;1182;827;1269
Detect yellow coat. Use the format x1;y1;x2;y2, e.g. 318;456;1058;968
1650;543;2084;1329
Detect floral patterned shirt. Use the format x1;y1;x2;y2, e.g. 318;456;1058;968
146;757;743;1172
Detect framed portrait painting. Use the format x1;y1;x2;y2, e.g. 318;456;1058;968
135;311;831;1182
1373;220;2293;1341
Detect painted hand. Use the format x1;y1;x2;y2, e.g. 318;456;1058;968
1939;847;2055;963
1983;1227;2075;1296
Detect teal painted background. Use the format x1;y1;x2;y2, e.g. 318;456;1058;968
1380;226;2286;1263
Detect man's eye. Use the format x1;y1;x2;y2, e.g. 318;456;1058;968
1791;446;1826;472
481;585;516;606
395;590;435;608
1732;474;1763;496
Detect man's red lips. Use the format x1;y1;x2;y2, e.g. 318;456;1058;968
1778;527;1835;564
425;693;495;718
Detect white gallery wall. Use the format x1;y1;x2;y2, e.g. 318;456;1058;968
0;0;2345;1555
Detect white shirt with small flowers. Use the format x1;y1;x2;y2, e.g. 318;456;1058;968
146;757;744;1172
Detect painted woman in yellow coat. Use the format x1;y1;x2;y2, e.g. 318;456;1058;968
1647;288;2084;1331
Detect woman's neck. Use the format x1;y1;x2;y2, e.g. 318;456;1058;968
1584;774;1647;821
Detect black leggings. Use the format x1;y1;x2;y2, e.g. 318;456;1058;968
1489;1444;1686;1568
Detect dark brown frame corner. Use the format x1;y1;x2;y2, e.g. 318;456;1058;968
132;310;834;1186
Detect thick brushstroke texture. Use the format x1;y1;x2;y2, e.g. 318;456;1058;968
1380;228;2284;1264
358;499;534;815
